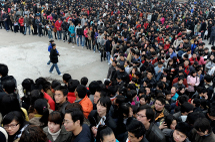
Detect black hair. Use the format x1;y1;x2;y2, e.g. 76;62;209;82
89;81;100;95
165;115;177;129
62;73;72;83
76;85;87;99
19;125;48;142
204;75;212;83
65;108;84;126
208;106;215;116
22;78;34;96
126;90;137;103
119;103;132;118
126;120;146;139
155;96;166;105
34;99;49;127
2;111;29;142
193;98;201;107
97;126;114;142
2;77;16;94
0;94;25;119
194;118;211;133
137;105;154;123
186;111;205;125
115;95;126;105
80;77;88;86
178;95;189;105
51;80;61;89
97;96;111;114
0;64;8;77
55;85;68;96
68;79;80;92
181;102;194;113
48;111;63;127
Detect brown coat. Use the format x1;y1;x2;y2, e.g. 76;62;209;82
52;21;57;32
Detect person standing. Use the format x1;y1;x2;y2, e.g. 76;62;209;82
49;43;62;76
24;14;30;35
18;15;24;34
2;10;9;31
68;21;76;44
61;18;69;42
55;17;62;40
105;36;112;65
35;16;43;37
75;22;83;47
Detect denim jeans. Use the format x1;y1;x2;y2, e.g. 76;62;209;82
48;30;53;39
57;30;62;40
24;25;30;35
77;35;82;46
63;31;67;40
82;36;85;47
106;51;110;63
4;21;9;31
49;63;61;75
47;60;51;65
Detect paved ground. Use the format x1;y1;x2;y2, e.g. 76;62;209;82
0;29;109;87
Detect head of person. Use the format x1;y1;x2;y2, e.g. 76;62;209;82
19;125;47;142
97;126;116;142
186;111;205;126
48;111;63;133
0;64;8;77
194;118;212;136
75;85;87;99
80;77;88;86
207;106;215;121
139;95;147;106
68;79;80;93
154;97;166;111
50;80;61;93
127;120;146;142
181;102;194;115
137;105;154;127
54;85;68;104
64;108;84;132
97;96;111;117
0;95;25;118
34;99;49;127
2;78;16;94
62;73;72;84
173;122;190;142
2;111;28;137
165;115;177;130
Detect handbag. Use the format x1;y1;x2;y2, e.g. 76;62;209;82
70;33;75;36
204;30;208;36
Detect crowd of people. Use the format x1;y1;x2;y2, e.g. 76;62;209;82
1;0;215;142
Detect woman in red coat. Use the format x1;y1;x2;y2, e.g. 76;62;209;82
18;15;24;34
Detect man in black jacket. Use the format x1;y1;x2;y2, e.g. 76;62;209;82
136;105;166;142
61;18;69;42
49;43;62;76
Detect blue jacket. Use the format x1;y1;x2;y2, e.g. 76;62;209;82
191;44;197;54
170;52;177;59
48;43;59;53
68;25;75;37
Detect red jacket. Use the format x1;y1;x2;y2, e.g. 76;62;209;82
157;37;164;44
172;78;188;88
144;23;149;30
44;92;55;110
136;24;141;29
79;96;93;119
19;18;24;26
55;20;62;31
164;44;170;51
184;65;190;75
67;92;76;103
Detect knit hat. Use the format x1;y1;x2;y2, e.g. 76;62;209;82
175;122;191;137
0;127;8;142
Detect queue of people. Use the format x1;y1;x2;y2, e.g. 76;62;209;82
1;0;215;142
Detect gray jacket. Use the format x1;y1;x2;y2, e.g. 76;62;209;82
24;17;30;26
163;129;190;142
43;126;72;142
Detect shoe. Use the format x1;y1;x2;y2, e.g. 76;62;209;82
58;73;63;76
94;51;95;53
49;71;53;74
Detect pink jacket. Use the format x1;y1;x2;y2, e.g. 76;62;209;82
84;29;88;38
187;75;200;92
47;15;53;21
197;56;207;65
160;17;165;25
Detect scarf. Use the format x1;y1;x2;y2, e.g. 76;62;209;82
48;128;61;141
